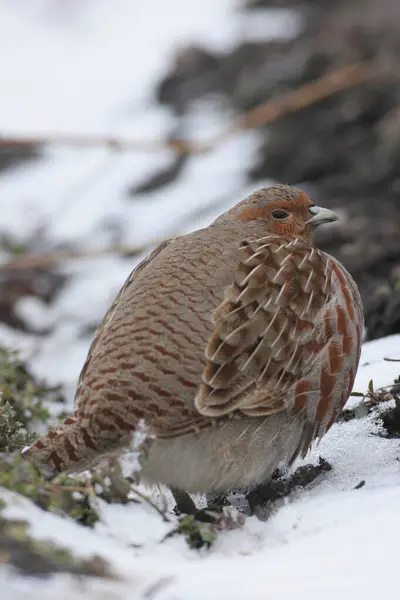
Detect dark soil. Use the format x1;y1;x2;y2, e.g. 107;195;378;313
201;457;332;519
380;376;400;437
245;457;332;517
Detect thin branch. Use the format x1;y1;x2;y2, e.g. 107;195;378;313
128;484;171;523
0;133;194;155
207;61;377;147
0;61;379;274
0;61;377;157
0;240;164;271
45;479;171;523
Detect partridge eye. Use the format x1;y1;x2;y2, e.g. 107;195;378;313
272;209;289;220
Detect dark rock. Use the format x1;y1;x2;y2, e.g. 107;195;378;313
0;142;40;173
156;45;222;115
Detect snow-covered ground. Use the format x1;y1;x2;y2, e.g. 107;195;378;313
2;335;400;600
1;1;400;598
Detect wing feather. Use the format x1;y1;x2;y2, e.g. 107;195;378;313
195;235;361;428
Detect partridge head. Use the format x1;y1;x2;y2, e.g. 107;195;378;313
23;185;364;509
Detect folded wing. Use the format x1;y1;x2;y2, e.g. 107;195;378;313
195;235;362;442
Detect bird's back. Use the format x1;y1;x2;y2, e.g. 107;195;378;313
75;220;264;434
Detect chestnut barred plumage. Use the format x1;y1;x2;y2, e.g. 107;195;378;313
23;185;364;509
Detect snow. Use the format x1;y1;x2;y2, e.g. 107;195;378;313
1;1;400;599
0;0;297;132
2;349;400;600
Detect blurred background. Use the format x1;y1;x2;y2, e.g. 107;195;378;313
1;0;399;405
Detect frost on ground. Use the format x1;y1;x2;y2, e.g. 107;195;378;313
1;1;400;598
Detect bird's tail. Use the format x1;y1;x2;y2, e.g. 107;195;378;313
21;412;108;474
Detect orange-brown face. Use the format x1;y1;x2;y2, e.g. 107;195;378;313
234;191;338;241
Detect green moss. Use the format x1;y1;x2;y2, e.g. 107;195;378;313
176;514;217;549
0;344;57;461
0;400;36;452
0;454;99;525
170;507;246;550
0;451;143;527
0;345;68;449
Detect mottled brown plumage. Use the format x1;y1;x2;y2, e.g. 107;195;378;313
23;185;364;502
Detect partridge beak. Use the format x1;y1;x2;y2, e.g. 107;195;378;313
306;206;339;227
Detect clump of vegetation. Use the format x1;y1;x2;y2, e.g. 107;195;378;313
173;507;245;550
341;369;400;438
0;455;101;527
0;400;37;452
175;514;218;549
342;377;397;422
0;345;136;576
0;345;156;529
0;344;66;472
0;508;115;578
0;345;66;435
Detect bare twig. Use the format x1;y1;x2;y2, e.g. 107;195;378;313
0;61;377;157
0;61;378;274
46;478;171;523
0;240;163;271
207;61;377;147
128;484;172;523
0;134;195;155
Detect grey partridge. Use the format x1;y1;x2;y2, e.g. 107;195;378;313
23;185;364;510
